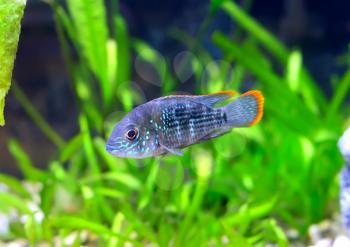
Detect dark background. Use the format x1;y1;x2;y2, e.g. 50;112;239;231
1;0;350;175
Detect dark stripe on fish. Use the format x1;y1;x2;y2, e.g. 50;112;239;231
158;102;227;147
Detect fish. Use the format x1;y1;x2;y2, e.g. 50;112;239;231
106;90;264;158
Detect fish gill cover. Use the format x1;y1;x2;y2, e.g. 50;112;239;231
0;0;27;126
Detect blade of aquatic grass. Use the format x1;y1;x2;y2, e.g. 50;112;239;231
0;192;32;215
52;4;78;50
8;139;47;181
175;150;212;246
50;215;142;246
115;15;131;86
80;115;115;221
138;159;160;210
67;151;85;178
132;39;169;89
286;50;302;92
223;197;278;231
256;219;288;247
52;1;104;131
0;174;31;199
66;0;111;108
220;0;326;112
94;187;125;199
54;5;105;129
158;217;174;246
108;212;126;247
220;221;252;247
79;115;100;175
12;83;65;149
24;214;43;245
0;0;27;126
327;68;350;119
120;203;158;243
212;32;321;137
73;68;104;132
39;178;56;216
80;172;142;191
60;134;83;163
221;0;287;61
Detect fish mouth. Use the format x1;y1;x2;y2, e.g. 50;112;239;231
106;142;129;157
105;143;114;153
106;142;121;154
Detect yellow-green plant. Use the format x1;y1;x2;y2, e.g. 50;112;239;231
0;0;27;125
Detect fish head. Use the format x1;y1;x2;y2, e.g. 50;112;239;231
106;108;158;158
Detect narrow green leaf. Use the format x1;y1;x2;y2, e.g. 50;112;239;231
115;15;130;85
0;0;27;125
286;50;302;92
221;221;252;247
12;84;65;148
79;114;100;175
80;172;142;191
50;216;140;245
108;212;126;247
210;0;226;14
220;0;325;112
8;139;47;181
0;174;31;199
0;191;32;214
60;134;83;162
66;0;111;107
328;68;350;118
221;0;287;61
212;32;321;137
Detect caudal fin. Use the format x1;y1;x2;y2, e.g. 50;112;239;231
223;90;264;127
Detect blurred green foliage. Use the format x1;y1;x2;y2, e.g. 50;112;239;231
1;0;350;246
0;0;27;125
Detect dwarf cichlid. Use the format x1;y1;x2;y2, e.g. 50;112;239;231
106;90;264;158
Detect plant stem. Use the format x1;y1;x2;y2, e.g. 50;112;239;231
12;83;65;149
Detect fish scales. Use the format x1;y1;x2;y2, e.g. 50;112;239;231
106;90;264;158
155;99;227;148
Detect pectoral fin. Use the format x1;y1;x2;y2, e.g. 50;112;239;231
160;144;184;156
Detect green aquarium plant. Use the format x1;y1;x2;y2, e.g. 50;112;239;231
0;0;350;246
0;0;27;125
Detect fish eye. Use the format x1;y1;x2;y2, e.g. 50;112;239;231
125;127;138;141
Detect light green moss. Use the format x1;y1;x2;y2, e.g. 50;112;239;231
0;0;27;126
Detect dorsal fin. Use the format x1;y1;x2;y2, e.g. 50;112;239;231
156;90;237;107
192;90;237;106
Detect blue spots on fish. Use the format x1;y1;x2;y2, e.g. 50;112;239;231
106;90;264;158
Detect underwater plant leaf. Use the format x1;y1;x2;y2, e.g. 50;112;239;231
115;15;130;86
8;139;47;181
213;32;322;137
66;0;111;107
79;114;100;175
0;174;31;199
210;0;226;14
0;191;32;215
80;172;142;191
328;68;350;119
286;50;302;92
60;134;83;162
220;0;325;113
0;0;27;126
12;84;65;148
50;216;140;245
